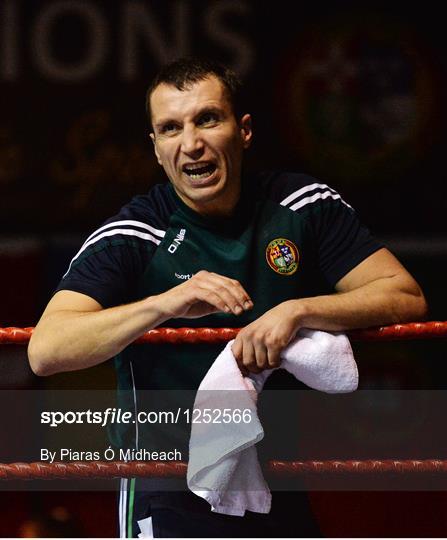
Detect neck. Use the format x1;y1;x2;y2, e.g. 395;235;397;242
176;185;241;218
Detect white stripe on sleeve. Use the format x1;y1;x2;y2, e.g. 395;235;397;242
62;228;164;278
280;183;336;207
289;191;353;212
84;220;165;246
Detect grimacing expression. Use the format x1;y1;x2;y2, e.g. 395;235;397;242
149;76;252;216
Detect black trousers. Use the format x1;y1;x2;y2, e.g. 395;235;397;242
120;481;321;538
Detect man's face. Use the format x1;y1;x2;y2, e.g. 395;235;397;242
149;76;252;216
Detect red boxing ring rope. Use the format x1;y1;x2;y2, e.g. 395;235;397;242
1;321;447;345
2;460;447;480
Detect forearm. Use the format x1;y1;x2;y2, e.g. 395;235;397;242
28;295;168;376
29;270;254;376
295;275;428;332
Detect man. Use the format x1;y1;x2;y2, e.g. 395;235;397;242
28;57;427;537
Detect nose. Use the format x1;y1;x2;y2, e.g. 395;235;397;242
180;125;204;157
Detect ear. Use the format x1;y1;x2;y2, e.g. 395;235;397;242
239;114;253;149
149;132;163;165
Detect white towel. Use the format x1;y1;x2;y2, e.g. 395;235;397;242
137;516;153;538
187;329;357;516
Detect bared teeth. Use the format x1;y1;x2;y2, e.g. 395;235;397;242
183;163;216;178
184;162;210;170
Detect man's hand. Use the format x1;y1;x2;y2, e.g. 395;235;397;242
231;300;301;374
159;270;253;319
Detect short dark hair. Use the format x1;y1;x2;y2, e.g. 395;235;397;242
146;57;244;127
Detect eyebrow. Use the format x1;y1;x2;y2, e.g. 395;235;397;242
193;106;223;119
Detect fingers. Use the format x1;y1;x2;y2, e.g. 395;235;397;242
231;339;248;376
191;271;253;316
233;335;274;374
196;289;234;315
230;302;297;375
233;340;262;375
233;330;284;375
206;272;252;314
266;345;282;369
251;341;268;373
241;341;264;374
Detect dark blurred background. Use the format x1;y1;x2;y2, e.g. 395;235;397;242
0;0;446;536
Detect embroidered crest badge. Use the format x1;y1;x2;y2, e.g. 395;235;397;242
266;238;299;275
